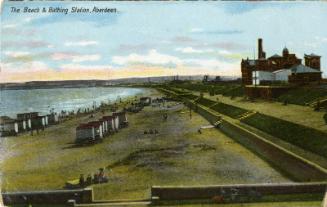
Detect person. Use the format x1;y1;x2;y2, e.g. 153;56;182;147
98;168;108;183
98;168;104;182
86;174;92;185
79;174;85;187
163;113;168;121
93;173;99;184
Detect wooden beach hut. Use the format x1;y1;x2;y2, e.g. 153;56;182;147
0;116;18;136
47;113;59;125
140;97;152;106
75;121;103;144
99;118;108;136
17;112;35;130
101;116;115;134
112;114;119;132
113;111;128;128
31;114;47;130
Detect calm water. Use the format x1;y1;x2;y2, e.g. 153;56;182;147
0;87;146;118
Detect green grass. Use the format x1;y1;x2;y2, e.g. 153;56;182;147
1;100;288;200
222;85;245;97
277;87;327;105
211;102;249;119
242;113;327;158
195;98;216;107
180;94;199;100
166;82;244;97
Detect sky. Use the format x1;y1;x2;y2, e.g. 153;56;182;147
1;1;327;82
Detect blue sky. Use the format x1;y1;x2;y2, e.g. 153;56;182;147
1;1;327;82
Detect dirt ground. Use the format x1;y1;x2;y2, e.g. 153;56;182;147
0;89;288;200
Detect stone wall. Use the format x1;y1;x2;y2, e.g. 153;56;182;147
219;119;327;181
2;188;93;205
151;182;327;201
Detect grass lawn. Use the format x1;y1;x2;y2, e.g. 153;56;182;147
211;102;249;119
195;98;216;107
204;94;327;133
169;82;244;98
241;113;327;158
277;87;327;105
1;91;288;201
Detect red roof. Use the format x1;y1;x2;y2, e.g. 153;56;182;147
102;116;113;121
77;121;101;129
113;111;125;116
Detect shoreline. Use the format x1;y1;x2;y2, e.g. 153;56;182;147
0;86;152;119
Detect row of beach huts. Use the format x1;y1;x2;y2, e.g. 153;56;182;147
74;97;155;144
0;96;154;139
75;111;128;144
0;112;59;137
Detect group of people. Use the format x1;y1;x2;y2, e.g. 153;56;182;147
79;168;108;187
144;129;159;134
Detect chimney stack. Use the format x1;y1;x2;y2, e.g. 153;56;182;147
258;38;263;59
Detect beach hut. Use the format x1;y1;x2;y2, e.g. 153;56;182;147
88;121;103;140
112;114;119;132
0;116;18;136
47;113;59;125
75;121;103;144
98;118;108;136
16;119;27;132
113;111;128;128
140;97;152;106
31;114;47;130
17;112;36;130
102;116;115;134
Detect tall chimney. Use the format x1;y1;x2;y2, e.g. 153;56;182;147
258;38;263;59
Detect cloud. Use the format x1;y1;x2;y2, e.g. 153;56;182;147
2;40;49;49
60;63;112;71
111;49;240;74
51;53;101;63
191;29;243;35
175;47;242;60
64;41;98;47
171;36;199;44
183;58;237;70
1;61;51;73
190;28;204;33
2;24;17;29
30;10;119;27
112;50;182;67
221;2;295;15
314;36;327;43
115;43;154;53
4;51;30;58
210;42;247;51
176;47;214;54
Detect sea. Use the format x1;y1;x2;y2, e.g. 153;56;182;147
0;87;147;118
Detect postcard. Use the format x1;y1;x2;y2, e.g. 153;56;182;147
0;1;327;206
